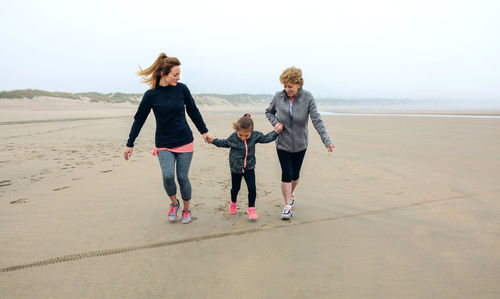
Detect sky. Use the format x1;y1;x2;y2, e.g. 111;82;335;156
1;0;499;102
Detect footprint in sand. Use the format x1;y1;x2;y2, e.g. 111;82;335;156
215;204;228;212
261;190;271;196
10;198;29;204
53;186;70;191
0;180;13;187
100;170;113;173
40;169;51;175
385;190;403;195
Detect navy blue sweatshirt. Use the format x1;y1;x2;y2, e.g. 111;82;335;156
126;83;208;148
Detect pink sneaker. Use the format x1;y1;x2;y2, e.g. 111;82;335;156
247;207;258;221
229;201;237;214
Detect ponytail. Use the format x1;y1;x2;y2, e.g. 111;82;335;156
233;113;254;131
138;53;181;89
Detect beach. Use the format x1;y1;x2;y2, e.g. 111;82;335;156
1;98;499;298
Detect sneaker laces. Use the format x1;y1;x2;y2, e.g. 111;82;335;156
182;210;190;218
169;204;177;214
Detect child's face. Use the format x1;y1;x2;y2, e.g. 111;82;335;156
237;130;252;141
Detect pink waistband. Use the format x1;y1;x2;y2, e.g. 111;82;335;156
152;141;194;156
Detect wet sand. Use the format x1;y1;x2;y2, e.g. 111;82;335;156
1;99;499;298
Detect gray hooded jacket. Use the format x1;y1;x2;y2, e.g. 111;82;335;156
265;89;332;152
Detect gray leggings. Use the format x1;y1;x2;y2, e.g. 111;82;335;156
157;150;193;201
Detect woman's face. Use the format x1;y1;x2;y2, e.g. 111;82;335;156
163;66;181;86
284;82;301;99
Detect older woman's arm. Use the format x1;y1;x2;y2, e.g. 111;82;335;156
308;96;333;147
265;94;279;126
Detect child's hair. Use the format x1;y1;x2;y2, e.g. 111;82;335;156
233;113;254;132
137;53;181;90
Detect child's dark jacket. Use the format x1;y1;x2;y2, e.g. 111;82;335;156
212;130;278;174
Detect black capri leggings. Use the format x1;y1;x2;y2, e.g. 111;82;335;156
277;149;307;183
231;169;257;207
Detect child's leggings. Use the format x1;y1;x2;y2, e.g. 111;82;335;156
231;169;256;207
157;150;193;201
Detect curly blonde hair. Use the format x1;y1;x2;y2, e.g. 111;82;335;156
279;66;304;87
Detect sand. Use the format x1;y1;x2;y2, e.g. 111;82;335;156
1;98;499;298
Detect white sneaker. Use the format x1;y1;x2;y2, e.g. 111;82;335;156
290;193;295;208
281;205;293;220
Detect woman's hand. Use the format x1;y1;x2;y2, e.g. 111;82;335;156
326;144;335;152
124;147;133;160
202;132;213;143
274;123;283;134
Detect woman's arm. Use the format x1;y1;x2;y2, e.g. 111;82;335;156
183;85;208;134
308;96;333;147
265;93;280;126
126;91;153;148
124;91;152;160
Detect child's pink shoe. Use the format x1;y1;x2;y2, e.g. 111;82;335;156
229;201;237;214
247;207;258;221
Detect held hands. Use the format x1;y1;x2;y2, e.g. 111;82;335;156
203;132;213;144
274;123;283;134
326;144;335;152
124;147;133;160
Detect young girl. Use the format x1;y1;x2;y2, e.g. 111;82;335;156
210;114;282;221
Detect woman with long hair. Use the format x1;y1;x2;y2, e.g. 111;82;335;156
124;53;212;224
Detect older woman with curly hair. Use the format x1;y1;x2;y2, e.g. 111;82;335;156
265;66;335;220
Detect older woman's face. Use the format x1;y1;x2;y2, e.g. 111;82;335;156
284;82;301;99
